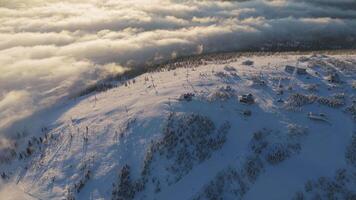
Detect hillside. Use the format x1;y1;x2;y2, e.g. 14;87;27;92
1;53;356;200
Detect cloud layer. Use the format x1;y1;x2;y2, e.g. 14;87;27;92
0;0;356;138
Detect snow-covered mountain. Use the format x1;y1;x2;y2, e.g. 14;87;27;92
1;52;356;200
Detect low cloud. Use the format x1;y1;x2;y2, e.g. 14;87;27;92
0;0;356;140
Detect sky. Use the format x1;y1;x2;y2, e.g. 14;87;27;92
0;0;356;143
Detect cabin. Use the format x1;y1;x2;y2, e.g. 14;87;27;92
180;93;195;101
285;65;295;73
285;65;307;75
240;94;255;104
242;60;254;66
296;68;307;75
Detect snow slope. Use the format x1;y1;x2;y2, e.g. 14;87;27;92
1;53;356;200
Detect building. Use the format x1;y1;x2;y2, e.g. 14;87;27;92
285;65;307;75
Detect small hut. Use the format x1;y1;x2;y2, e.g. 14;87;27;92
179;93;195;101
285;65;307;75
242;60;254;66
240;94;255;104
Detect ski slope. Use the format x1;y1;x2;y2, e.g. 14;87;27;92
1;53;356;200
